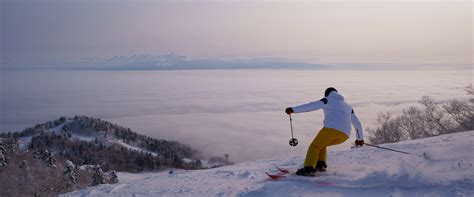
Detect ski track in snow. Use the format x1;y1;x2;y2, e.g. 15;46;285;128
62;131;474;197
112;139;158;157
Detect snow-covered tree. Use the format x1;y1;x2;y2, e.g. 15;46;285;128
63;160;78;185
0;144;6;154
0;144;7;167
109;170;119;184
0;153;7;167
44;150;56;168
91;165;105;186
33;150;42;159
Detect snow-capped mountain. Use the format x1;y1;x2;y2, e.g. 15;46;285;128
63;130;474;196
54;54;332;70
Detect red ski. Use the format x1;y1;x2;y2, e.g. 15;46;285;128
264;167;335;186
265;167;290;180
276;167;289;174
265;172;287;180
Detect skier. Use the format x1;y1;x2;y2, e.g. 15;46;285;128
285;87;364;176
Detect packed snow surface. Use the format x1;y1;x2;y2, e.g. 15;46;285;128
63;131;474;197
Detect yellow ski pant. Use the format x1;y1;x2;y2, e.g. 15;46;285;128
304;127;349;168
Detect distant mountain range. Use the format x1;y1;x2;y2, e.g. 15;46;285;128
69;54;332;70
2;53;471;71
1;54;333;70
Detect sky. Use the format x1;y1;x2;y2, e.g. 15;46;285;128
1;0;472;67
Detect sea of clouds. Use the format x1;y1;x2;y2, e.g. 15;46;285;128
0;69;471;162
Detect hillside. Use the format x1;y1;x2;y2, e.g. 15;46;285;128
64;130;474;196
0;116;240;196
1;116;202;171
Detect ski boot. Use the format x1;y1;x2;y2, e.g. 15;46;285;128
295;166;315;176
314;161;327;172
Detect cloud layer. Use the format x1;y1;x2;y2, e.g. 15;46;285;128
1;69;472;162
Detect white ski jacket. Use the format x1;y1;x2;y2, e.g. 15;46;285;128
291;91;363;140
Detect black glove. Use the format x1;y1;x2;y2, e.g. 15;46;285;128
285;107;294;115
355;140;364;146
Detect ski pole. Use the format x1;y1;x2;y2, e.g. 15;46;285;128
288;114;298;146
363;143;413;155
289;114;294;139
363;142;428;159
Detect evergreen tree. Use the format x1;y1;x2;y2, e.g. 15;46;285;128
63;160;78;186
0;144;7;154
44;149;57;168
91;165;105;186
0;144;8;166
109;170;119;184
33;150;42;159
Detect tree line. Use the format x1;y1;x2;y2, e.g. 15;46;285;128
368;84;474;144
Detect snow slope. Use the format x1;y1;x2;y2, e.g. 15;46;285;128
17;120;71;150
113;139;158;157
16;118;161;156
63;131;474;197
